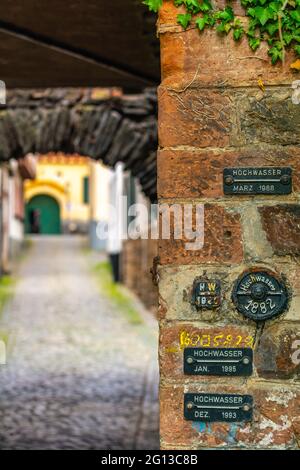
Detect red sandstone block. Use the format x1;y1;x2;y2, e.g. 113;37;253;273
255;322;300;380
159;321;300;383
259;205;300;257
160;323;256;382
158;87;233;149
158;204;243;265
158;147;300;199
159;86;300;150
160;383;300;449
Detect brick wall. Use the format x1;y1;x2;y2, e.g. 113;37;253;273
122;238;158;312
158;0;300;449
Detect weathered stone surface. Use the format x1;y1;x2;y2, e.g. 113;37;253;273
158;204;243;265
240;205;274;262
159;265;227;322
122;237;158;311
159;264;232;322
261;263;300;322
238;89;300;146
158;263;300;323
158;87;233;149
255;323;300;380
259;205;300;257
158;87;300;150
161;384;300;449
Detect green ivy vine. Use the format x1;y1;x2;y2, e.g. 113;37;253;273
143;0;300;67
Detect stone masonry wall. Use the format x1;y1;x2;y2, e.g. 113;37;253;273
157;0;300;450
122;238;158;312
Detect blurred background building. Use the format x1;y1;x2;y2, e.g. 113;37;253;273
0;155;36;273
25;153;93;236
4;150;159;312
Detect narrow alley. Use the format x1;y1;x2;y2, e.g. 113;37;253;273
0;236;159;450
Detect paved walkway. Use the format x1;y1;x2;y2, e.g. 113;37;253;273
0;236;159;450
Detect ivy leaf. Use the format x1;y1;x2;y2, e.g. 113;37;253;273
268;45;283;64
233;27;244;41
179;0;202;14
142;0;300;65
142;0;162;13
284;33;294;45
249;37;261;50
290;9;300;22
252;6;274;26
266;22;278;36
177;13;192;29
215;6;235;23
196;16;208;31
199;0;213;12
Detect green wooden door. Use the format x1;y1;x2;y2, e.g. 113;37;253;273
25;195;61;235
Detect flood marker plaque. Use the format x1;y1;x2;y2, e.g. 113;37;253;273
184;348;253;376
232;270;288;321
191;280;221;309
184;393;253;423
223;167;292;195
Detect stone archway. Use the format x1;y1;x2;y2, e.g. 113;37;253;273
0;88;158;202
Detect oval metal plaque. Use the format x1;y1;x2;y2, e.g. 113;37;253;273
232;270;288;321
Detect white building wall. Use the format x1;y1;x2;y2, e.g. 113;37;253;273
107;162;124;255
89;161;114;251
8;176;23;243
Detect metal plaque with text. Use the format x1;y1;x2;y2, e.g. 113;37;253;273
184;393;253;423
184;348;253;376
232;270;288;321
224;167;292;195
191;280;221;309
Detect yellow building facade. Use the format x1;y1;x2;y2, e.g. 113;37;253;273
24;154;91;234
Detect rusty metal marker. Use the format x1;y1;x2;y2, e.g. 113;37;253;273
191;280;221;310
232;270;288;321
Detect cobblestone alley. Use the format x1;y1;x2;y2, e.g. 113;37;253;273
0;236;159;450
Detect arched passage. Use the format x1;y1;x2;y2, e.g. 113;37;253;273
25;194;61;235
0;88;160;450
1;88;158;202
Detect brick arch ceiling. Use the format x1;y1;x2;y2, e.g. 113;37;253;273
0;88;158;202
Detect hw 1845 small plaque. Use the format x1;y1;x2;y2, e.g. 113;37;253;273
184;393;253;423
224;167;292;195
184;348;253;376
191;280;221;309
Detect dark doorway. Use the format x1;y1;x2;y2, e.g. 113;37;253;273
25;195;61;235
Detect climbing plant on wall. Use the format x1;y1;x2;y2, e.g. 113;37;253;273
143;0;300;67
